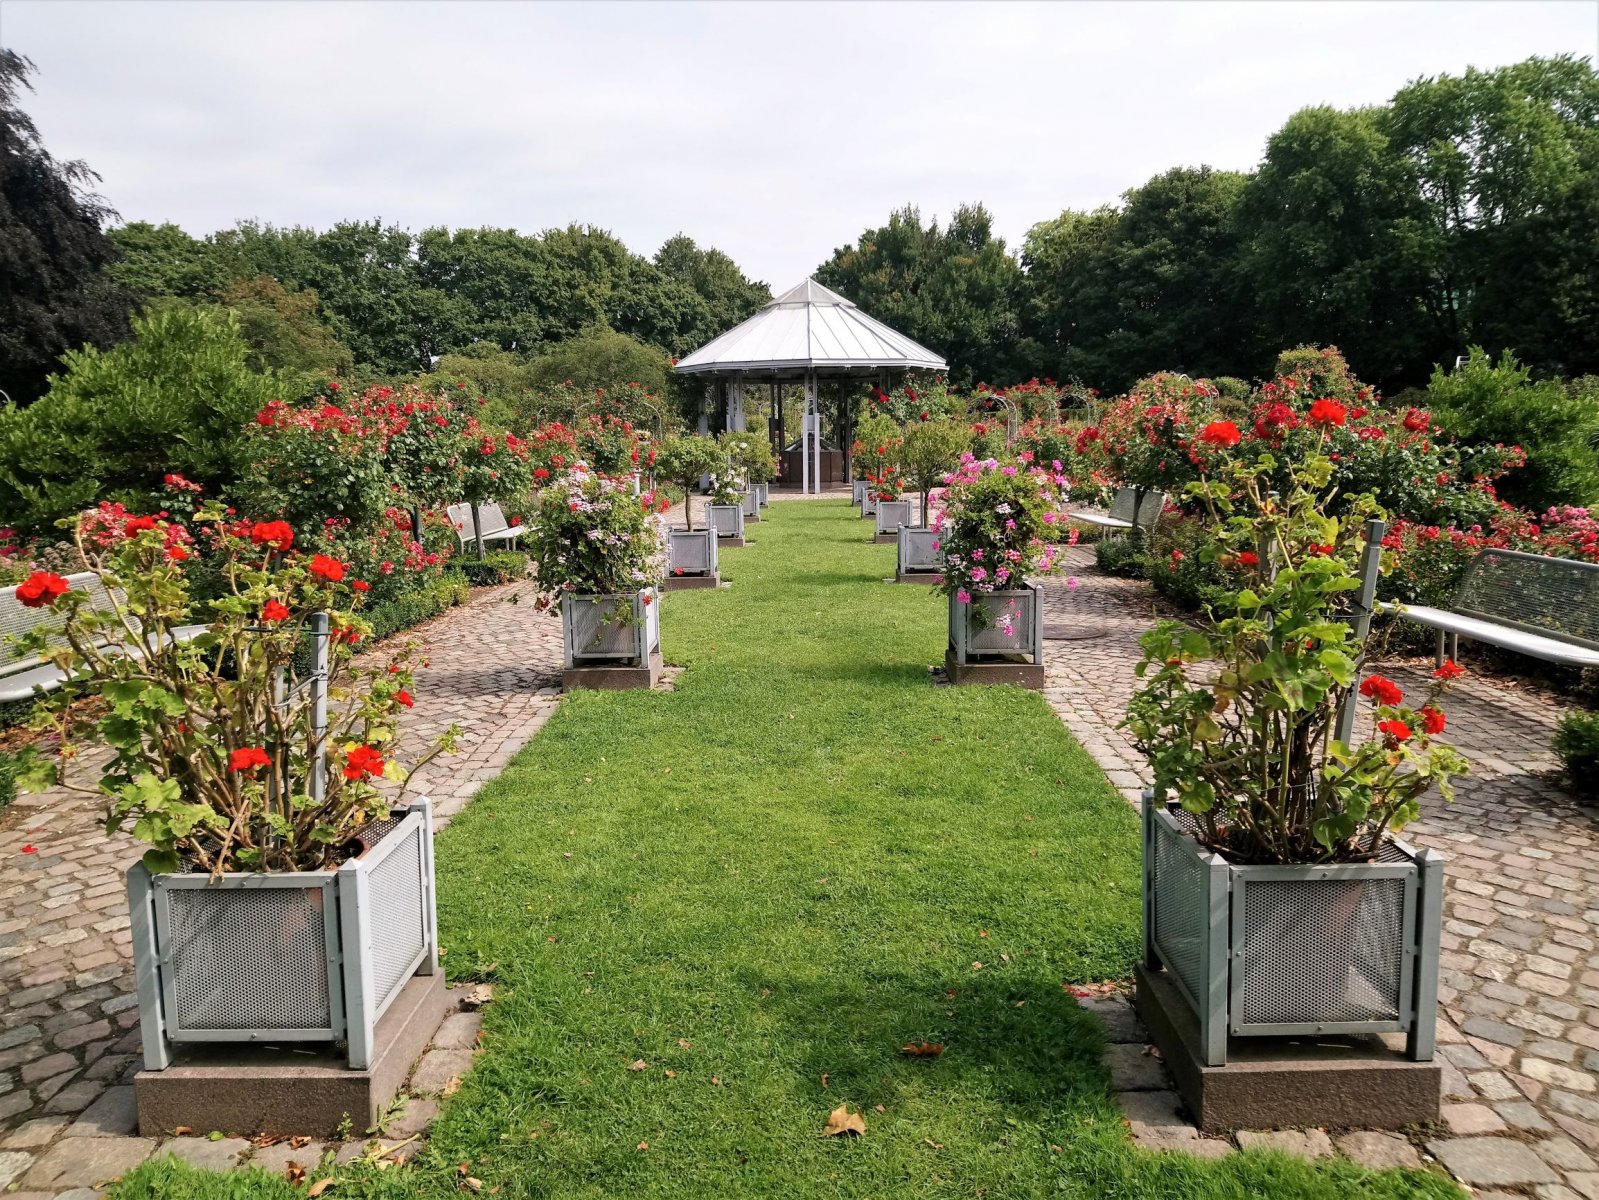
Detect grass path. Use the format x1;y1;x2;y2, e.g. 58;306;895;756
118;500;1459;1200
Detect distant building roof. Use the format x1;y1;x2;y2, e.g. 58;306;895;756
675;278;947;376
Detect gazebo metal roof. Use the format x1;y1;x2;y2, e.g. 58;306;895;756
674;279;947;377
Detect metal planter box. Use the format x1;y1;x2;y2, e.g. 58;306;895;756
562;589;661;666
862;492;882;518
1142;800;1443;1066
875;500;916;538
757;482;770;508
667;527;718;578
897;527;944;576
708;504;744;541
948;584;1041;664
741;488;760;520
128;798;439;1071
852;479;870;508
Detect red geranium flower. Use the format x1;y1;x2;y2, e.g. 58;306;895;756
1434;659;1466;681
16;571;71;608
1420;705;1446;735
124;514;159;535
1308;399;1348;427
229;746;272;772
1359;673;1404;707
343;744;385;781
1197;421;1241;448
261;599;290;622
395;689;414;708
1236;551;1260;567
351;579;371;592
251;520;295;551
1377;719;1413;742
309;554;347;583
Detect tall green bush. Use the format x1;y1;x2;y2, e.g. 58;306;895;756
0;305;281;536
1427;347;1599;512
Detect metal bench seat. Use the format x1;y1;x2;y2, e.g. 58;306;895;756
446;501;524;551
1070;487;1165;532
1382;547;1599;668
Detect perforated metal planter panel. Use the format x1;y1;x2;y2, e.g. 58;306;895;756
899;529;943;573
567;597;641;660
1151;818;1208;1008
365;825;428;1016
163;884;333;1032
1237;875;1409;1027
668;531;713;573
966;593;1034;653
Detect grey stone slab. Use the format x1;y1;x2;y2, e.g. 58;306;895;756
19;1137;157;1189
0;1152;33;1189
1334;1131;1422;1170
1080;996;1146;1044
158;1137;250;1171
384;1095;439;1138
66;1085;137;1137
1463;1017;1526;1047
1495;1100;1556;1131
409;1047;476;1095
247;1141;325;1176
429;1011;483;1050
1102;1042;1166;1092
1236;1129;1333;1161
1427;1136;1559;1186
0;1118;68;1149
1114;1090;1195;1142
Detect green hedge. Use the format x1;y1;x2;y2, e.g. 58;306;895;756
0;750;16;812
453;550;530;588
365;572;472;642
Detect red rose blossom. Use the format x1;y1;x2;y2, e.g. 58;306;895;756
1197;420;1241;448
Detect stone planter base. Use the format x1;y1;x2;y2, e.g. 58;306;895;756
662;573;720;591
943;647;1044;690
1134;963;1440;1133
894;572;943;585
717;536;746;549
873;532;900;545
564;647;663;691
135;972;451;1137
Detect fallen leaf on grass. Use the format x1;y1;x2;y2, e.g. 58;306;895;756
289;1136;312;1149
821;1105;866;1137
307;1180;335;1198
874;1105;885;1114
284;1162;306;1185
629;1059;648;1072
443;1077;462;1096
971;962;983;971
173;1125;194;1136
820;1073;828;1089
459;983;494;1009
923;1138;944;1150
678;1038;691;1049
900;1042;945;1058
637;1141;649;1151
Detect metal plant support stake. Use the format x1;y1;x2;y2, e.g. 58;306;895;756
1335;518;1387;747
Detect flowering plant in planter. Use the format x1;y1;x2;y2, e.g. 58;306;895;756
1124;452;1469;864
720;431;776;485
934;454;1074;618
15;504;456;876
524;464;664;605
706;468;746;507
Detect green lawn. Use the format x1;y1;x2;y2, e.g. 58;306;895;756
115;499;1459;1200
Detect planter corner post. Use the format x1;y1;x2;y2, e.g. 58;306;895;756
127;861;170;1071
1408;846;1445;1062
1203;850;1231;1067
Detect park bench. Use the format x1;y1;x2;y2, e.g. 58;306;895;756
1069;487;1165;534
446;502;524;552
1;572;207;704
1381;547;1599;668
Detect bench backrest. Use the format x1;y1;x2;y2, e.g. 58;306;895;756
1455;548;1599;649
446;502;510;541
1109;488;1166;527
1;571;129;674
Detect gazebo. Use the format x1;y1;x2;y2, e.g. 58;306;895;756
674;279;947;493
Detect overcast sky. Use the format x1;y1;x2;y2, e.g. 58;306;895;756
4;0;1595;289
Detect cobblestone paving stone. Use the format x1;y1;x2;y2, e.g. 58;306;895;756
1045;543;1599;1195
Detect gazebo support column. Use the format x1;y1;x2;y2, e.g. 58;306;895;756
727;379;745;433
803;370;819;495
698;384;711;437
